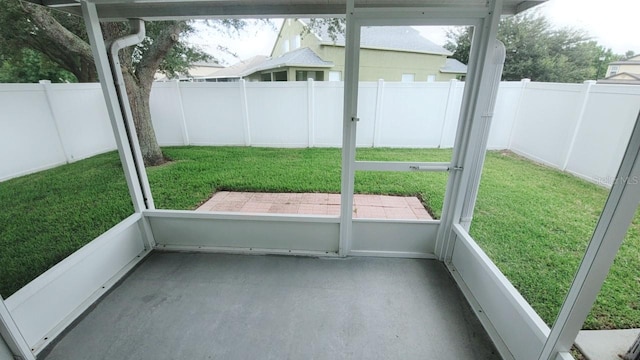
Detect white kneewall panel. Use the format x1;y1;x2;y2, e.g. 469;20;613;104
147;210;339;252
352;220;438;256
0;336;12;360
5;215;146;352
451;227;549;360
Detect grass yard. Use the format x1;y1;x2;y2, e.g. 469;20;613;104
0;146;638;330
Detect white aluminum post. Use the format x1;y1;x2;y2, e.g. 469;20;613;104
0;297;35;360
538;112;640;359
458;40;506;231
81;1;155;249
435;0;503;260
339;0;360;256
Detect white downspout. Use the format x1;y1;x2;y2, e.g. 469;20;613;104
108;20;156;210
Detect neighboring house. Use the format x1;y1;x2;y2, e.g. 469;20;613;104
155;61;224;82
601;55;640;84
205;56;269;82
244;19;466;82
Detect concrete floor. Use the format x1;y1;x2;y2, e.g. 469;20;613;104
43;253;498;360
196;191;433;220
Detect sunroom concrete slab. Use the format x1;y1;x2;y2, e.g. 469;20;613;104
43;252;497;360
196;191;433;220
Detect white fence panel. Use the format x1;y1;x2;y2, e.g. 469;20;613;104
509;83;584;168
355;82;378;147
564;85;640;186
488;82;523;150
150;81;188;146
377;82;450;148
313;82;343;147
0;85;67;181
181;82;245;146
246;82;308;147
45;83;115;160
3;80;640;187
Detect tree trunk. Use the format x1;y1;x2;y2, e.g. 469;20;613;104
123;71;165;166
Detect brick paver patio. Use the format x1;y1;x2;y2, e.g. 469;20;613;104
196;191;432;220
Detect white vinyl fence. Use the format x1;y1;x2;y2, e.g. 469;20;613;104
1;79;639;186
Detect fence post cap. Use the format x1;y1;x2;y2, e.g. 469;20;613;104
39;80;52;84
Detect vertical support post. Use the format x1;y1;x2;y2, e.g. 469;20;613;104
458;40;506;231
40;80;72;163
339;0;360;256
438;78;459;148
562;80;595;170
0;297;35;360
435;0;503;261
372;79;384;147
307;78;315;147
174;79;190;145
239;79;251;146
538;111;640;359
507;78;530;149
81;1;155;249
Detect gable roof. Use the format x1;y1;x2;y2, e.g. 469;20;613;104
440;58;468;74
609;55;640;66
209;56;269;79
247;47;333;74
300;20;451;56
597;72;640;85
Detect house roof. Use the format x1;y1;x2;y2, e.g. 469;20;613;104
209;55;269;79
597;72;640;85
246;47;334;74
27;0;547;21
440;58;468;74
609;54;640;65
301;20;451;56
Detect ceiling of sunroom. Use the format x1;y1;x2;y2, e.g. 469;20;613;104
31;0;546;20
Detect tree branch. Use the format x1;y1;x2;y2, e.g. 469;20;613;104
135;21;187;86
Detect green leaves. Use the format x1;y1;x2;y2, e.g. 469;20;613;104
445;11;624;83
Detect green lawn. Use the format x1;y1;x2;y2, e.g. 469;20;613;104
0;146;638;330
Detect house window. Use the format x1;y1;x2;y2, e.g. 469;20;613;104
401;73;415;82
609;65;619;77
283;39;290;53
427;75;436;82
296;71;324;81
329;71;341;81
273;71;288;81
260;73;272;81
293;35;301;50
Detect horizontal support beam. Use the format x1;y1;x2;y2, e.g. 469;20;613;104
354;161;452;172
144;209;339;223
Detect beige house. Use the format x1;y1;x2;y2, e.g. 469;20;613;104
244;19;466;82
601;55;640;84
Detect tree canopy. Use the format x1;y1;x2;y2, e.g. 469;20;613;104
444;12;625;83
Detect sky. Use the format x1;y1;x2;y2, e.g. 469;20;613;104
188;0;639;66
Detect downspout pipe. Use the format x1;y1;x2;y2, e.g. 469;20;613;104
107;20;155;209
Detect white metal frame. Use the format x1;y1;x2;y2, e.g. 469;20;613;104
4;1;640;360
